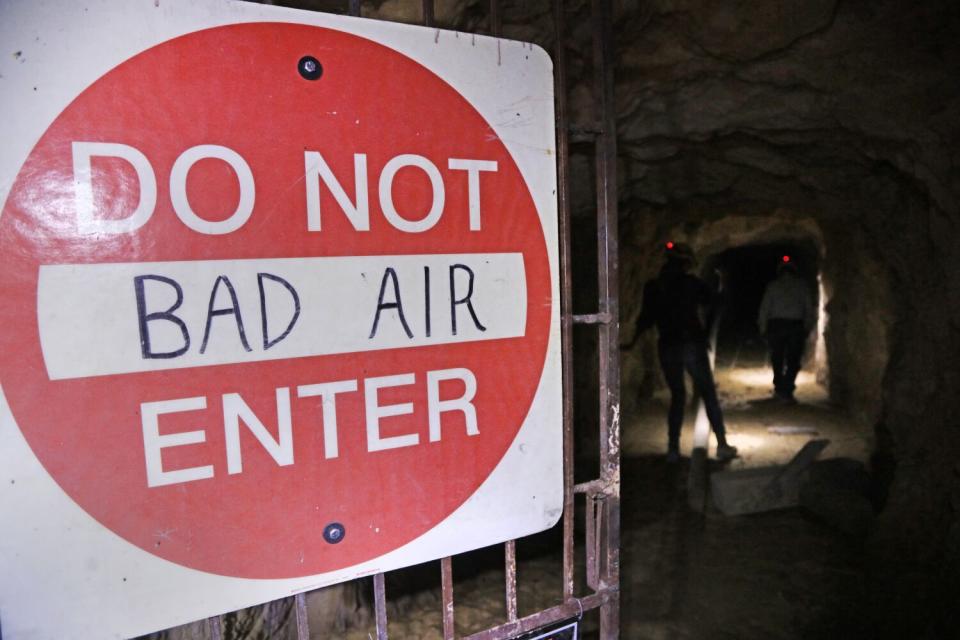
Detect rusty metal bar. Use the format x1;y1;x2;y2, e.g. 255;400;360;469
505;540;519;621
585;496;599;590
373;572;388;640
422;0;435;27
574;480;599;494
348;0;361;17
590;0;617;492
206;615;223;640
573;312;612;325
569;121;603;133
569;123;604;147
489;0;501;37
463;590;610;640
441;556;455;639
294;593;310;640
552;0;577;606
590;0;621;637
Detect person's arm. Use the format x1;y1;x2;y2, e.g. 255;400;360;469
622;281;657;349
757;285;772;335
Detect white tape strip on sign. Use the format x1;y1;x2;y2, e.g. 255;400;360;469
38;253;526;379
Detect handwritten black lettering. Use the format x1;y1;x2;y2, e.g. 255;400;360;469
258;273;301;350
134;274;190;359
369;267;413;339
449;264;486;335
200;276;252;354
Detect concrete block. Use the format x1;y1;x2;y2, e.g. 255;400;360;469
711;439;830;516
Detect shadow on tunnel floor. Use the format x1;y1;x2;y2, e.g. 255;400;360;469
617;453;874;640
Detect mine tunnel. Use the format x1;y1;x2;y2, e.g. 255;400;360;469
706;241;822;371
3;1;957;639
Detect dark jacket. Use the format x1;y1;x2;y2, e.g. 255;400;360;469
635;262;716;345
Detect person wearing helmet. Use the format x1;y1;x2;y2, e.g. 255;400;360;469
757;258;816;403
627;242;737;463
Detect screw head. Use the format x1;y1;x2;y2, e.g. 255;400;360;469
298;56;323;81
323;522;345;544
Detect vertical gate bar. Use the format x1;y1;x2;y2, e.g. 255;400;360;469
600;496;621;637
585;496;599;590
552;0;577;604
505;540;519;621
373;572;389;640
422;0;435;27
206;615;223;640
441;556;455;639
348;0;361;17
294;593;310;640
590;0;614;481
489;0;501;37
590;0;621;638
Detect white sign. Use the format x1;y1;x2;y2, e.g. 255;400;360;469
0;0;560;637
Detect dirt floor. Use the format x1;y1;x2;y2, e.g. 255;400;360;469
615;360;873;639
330;352;876;639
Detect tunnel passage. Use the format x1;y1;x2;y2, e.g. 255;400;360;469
620;216;846;407
703;241;821;372
608;0;960;629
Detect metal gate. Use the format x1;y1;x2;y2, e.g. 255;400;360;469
201;1;621;637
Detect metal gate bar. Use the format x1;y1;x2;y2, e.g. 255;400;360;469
294;592;309;640
197;1;621;637
463;591;612;640
589;0;621;636
206;614;223;640
489;0;501;37
441;556;456;639
373;573;388;640
422;0;434;27
554;0;578;608
505;539;519;622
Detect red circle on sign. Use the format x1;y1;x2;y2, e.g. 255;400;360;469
0;24;551;578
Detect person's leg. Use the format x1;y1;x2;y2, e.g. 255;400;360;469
767;320;788;395
658;341;686;457
782;322;806;395
684;343;729;447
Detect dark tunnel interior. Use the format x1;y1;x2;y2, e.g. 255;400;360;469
703;241;821;369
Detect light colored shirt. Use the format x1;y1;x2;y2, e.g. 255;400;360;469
758;272;815;333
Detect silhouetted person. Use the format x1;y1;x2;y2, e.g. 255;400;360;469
758;259;816;403
628;243;737;463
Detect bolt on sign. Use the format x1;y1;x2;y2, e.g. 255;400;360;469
0;1;560;637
